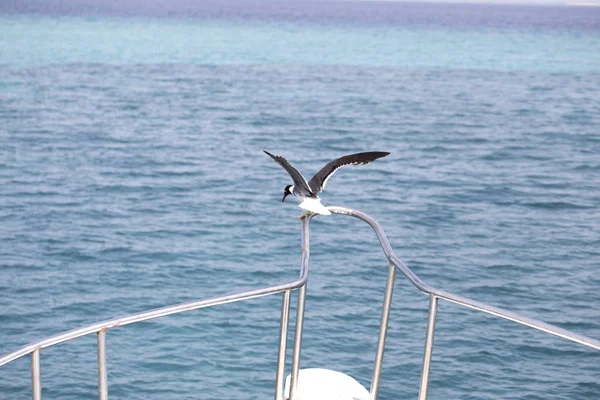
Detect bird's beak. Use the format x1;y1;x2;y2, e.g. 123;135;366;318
282;193;289;202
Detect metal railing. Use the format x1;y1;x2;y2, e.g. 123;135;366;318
0;216;311;400
1;207;599;400
326;207;600;400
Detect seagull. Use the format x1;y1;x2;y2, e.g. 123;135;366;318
264;150;390;217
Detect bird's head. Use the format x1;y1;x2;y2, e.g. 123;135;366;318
282;185;293;202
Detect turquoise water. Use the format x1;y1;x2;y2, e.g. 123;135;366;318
2;14;600;72
1;3;600;399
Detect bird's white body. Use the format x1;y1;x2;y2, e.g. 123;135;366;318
298;197;331;215
286;185;332;215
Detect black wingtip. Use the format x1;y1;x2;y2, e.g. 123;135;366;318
363;151;390;155
369;151;391;159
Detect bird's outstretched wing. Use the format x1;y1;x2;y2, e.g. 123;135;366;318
308;151;390;193
264;151;312;193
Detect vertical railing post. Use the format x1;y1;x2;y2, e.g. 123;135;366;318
31;349;41;400
418;295;439;400
288;216;311;400
97;330;108;400
288;284;307;400
370;262;396;400
274;290;292;400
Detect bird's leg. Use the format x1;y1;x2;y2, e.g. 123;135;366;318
298;210;313;220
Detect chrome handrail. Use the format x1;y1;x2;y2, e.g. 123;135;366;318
1;207;599;400
327;206;600;400
0;280;307;366
0;217;312;400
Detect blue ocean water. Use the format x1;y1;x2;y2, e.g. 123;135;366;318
1;2;600;399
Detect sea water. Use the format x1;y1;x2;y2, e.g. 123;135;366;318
1;1;599;399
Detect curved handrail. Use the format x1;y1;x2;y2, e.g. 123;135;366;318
1;206;598;400
0;219;311;368
328;206;600;352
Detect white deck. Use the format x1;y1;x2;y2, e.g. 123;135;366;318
284;368;370;400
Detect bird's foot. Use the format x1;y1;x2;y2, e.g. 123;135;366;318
298;211;314;220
